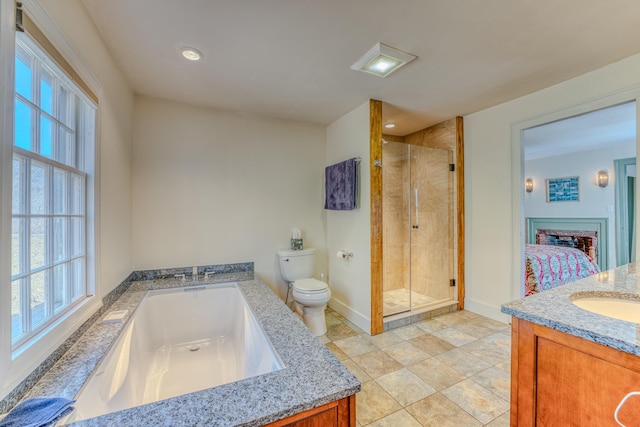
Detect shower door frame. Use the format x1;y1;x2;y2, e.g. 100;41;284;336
369;99;465;335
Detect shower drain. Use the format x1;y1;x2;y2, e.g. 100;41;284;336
188;345;200;352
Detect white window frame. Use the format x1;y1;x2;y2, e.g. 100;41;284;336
0;2;101;401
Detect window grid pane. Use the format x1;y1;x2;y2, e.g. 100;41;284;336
12;156;25;215
14;99;33;151
11;36;92;348
11;279;24;341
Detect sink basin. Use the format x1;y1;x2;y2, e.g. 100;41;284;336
572;295;640;323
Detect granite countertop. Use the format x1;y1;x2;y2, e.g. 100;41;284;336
24;272;360;426
501;262;640;356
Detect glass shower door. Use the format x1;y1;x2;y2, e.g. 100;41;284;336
382;142;455;317
409;145;454;310
382;141;412;316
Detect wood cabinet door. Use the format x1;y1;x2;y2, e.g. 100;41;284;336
512;318;640;427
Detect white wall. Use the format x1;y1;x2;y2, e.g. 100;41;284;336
326;101;371;333
524;144;636;268
465;54;640;322
132;96;327;298
38;0;135;296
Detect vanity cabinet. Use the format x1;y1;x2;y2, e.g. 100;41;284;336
264;395;355;427
511;318;640;426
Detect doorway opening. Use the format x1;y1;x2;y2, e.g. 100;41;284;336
515;99;637;299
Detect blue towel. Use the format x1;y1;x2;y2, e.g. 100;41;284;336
0;397;75;427
324;158;358;210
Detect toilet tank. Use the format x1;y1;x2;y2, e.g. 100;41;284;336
277;248;316;282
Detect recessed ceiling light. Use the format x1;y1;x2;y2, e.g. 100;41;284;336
351;42;416;78
384;123;396;129
181;47;202;61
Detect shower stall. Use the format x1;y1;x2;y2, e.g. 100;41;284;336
382;140;456;317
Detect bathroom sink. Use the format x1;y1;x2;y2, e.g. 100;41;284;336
571;294;640;323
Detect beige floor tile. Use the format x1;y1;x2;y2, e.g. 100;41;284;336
442;378;509;424
375;368;436;407
333;335;378;357
470;367;510;402
475;317;510;331
325;312;344;327
392;324;427;340
352;349;403;379
432;313;470;327
323;309;514;427
325;342;349;360
461;333;511;365
454;323;497;339
431;327;477;347
316;334;330;344
341;358;372;383
382;342;430;366
365;330;405;348
415;319;449;333
406;393;483;427
436;348;492;377
367;409;422;427
408;334;455;356
408;357;466;391
485;411;510;427
344;319;367;335
325;322;358;341
356;380;402;425
494;359;511;374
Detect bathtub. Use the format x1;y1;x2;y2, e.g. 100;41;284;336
67;282;284;422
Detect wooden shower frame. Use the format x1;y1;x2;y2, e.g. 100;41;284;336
369;99;465;335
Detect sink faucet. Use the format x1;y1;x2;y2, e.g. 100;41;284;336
192;266;198;282
204;271;214;281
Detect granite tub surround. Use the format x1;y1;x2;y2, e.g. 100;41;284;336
0;263;254;414
501;262;640;356
13;265;359;426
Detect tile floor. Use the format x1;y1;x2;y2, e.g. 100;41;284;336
318;308;512;426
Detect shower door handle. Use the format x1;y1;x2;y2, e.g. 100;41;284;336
413;188;419;229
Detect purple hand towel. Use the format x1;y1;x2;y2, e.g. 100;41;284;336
324;158;358;210
0;397;75;427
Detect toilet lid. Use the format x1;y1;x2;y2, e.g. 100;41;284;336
293;278;328;292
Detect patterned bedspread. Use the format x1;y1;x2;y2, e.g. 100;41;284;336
524;243;600;296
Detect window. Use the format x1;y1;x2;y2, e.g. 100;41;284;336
11;33;96;349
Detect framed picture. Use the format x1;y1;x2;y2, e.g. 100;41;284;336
546;176;579;202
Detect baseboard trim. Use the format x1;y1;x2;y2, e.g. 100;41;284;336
464;298;511;324
328;298;371;335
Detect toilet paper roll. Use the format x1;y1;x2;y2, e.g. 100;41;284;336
336;250;352;260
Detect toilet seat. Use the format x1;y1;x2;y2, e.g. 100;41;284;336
292;278;328;293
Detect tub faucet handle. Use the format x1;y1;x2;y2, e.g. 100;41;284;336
174;274;186;282
204;271;214;281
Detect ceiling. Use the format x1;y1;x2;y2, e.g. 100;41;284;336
523;102;636;160
81;0;640;136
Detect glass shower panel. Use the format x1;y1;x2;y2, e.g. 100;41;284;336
382;141;411;316
409;145;454;310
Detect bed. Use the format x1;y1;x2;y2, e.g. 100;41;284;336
524;243;600;296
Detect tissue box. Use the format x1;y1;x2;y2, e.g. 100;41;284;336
290;238;303;250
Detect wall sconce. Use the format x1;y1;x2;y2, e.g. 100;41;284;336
597;170;609;188
525;178;534;193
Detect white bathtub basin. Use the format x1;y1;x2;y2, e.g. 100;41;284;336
572;296;640;323
68;282;283;422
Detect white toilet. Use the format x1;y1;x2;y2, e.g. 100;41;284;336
277;248;331;336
